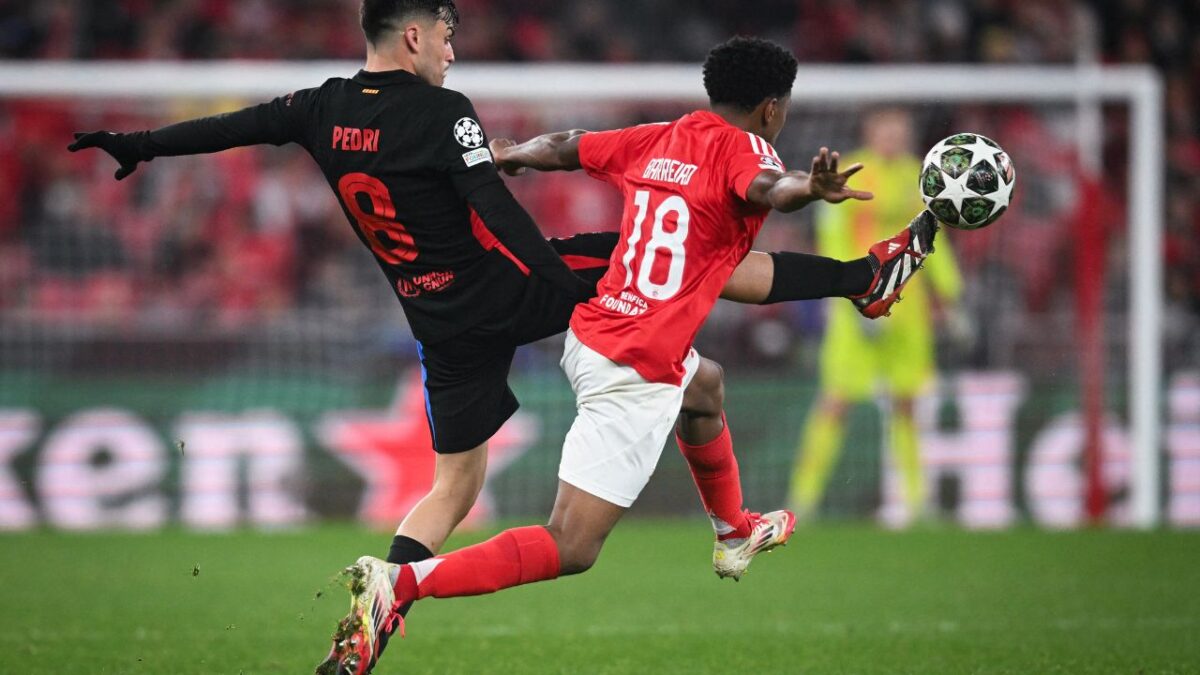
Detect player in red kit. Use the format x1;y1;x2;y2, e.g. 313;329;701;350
322;36;940;674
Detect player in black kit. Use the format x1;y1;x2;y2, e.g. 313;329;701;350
70;0;623;567
69;2;932;673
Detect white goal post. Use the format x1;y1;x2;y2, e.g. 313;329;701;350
0;61;1165;527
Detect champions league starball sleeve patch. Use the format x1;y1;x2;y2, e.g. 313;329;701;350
453;117;485;148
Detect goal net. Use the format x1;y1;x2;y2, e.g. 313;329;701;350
0;62;1186;531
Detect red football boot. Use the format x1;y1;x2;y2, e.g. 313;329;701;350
850;211;940;319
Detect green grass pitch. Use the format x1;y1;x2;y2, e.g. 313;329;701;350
2;522;1198;674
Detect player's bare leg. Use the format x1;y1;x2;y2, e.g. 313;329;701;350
720;251;777;304
678;357;796;580
394;443;488;555
679;358;728;444
544;481;628;574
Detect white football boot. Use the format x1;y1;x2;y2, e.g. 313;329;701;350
316;556;403;675
712;509;797;581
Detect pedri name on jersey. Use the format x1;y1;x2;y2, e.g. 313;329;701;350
331;125;381;153
642;158;698;186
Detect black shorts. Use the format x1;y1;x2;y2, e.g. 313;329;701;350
416;234;613;454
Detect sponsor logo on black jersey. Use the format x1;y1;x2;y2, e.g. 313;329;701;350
396;270;456;298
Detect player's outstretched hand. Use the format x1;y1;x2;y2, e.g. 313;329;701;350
808;147;873;204
68;131;144;180
489;138;526;176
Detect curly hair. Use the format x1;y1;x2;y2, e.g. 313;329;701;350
703;37;798;112
360;0;459;44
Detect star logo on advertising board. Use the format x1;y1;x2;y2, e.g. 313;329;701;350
319;371;535;527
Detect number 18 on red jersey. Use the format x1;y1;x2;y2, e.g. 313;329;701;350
570;112;785;385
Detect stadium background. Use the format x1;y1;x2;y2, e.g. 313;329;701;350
0;0;1198;533
3;3;1200;674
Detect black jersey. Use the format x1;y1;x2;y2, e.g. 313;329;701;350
125;69;591;344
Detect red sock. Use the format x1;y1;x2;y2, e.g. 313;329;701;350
677;417;750;540
393;525;560;602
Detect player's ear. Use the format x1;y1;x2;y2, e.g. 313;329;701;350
763;98;780;126
402;24;422;54
750;97;775;134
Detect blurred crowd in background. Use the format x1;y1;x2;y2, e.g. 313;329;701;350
1;0;1194;66
0;0;1196;374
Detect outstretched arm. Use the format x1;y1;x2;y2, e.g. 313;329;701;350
68;92;312;180
489;130;587;175
721;147;875;304
744;147;873;213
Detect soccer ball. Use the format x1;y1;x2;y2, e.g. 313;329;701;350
920;133;1015;230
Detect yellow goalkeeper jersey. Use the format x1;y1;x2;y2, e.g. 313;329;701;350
815;148;963;399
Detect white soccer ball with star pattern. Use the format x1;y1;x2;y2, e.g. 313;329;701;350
920;133;1015;230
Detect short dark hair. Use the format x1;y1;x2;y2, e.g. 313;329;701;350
703;37;798;112
360;0;459;45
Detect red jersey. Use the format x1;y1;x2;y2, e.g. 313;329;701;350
571;110;786;385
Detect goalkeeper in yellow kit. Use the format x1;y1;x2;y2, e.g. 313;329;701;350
789;108;963;524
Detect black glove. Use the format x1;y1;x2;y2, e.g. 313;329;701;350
67;131;148;180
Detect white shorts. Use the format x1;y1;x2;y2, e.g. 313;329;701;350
557;328;701;507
